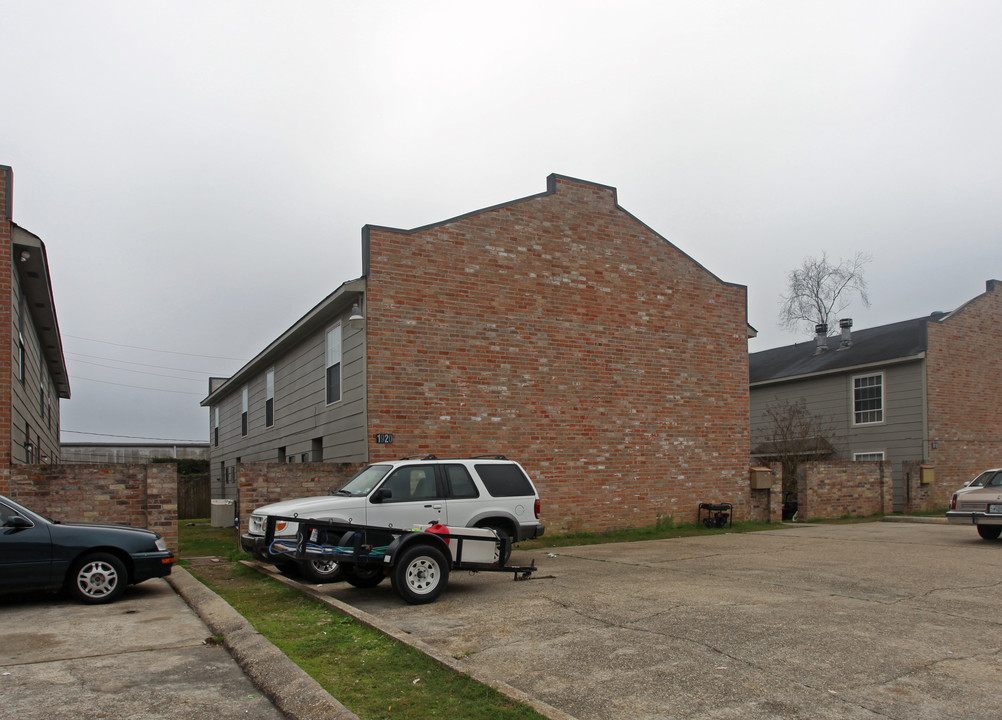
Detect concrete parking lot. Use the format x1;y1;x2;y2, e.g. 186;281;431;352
300;521;1002;720
0;579;288;720
4;522;1000;720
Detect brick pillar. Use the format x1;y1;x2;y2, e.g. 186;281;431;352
146;463;179;552
0;166;14;494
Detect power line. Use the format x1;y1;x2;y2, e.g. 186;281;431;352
64;334;248;362
66;351;220;375
74;376;206;396
62;429;207;443
69;358;207;383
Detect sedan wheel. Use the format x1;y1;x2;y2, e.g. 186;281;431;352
69;552;127;604
977;525;1002;541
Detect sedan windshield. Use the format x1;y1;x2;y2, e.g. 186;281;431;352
336;465;392;496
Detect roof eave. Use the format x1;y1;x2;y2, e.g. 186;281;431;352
750;352;926;388
12;224;71;398
200;277;365;407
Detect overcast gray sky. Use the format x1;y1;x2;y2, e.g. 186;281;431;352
2;1;1000;444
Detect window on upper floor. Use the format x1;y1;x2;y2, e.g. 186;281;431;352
17;331;25;385
852;373;884;425
326;323;342;405
265;369;275;428
214;407;219;447
241;386;249;437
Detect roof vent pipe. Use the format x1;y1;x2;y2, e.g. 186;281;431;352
814;323;828;354
838;318;853;350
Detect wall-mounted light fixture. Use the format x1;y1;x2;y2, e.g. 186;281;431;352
349;299;364;329
19;250;30;262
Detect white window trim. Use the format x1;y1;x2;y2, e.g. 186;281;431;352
326;323;342;406
265;368;275;428
851;371;885;426
853;451;885;461
241;386;249;437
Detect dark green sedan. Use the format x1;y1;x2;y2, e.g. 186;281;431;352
0;495;174;604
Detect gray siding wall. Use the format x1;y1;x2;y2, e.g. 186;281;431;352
10;270;60;463
750;359;926;481
208;307;367;495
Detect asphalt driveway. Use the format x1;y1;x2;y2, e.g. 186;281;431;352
304;521;1002;720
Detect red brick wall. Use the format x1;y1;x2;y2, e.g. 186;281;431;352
8;463;179;551
795;461;891;520
0;167;13;494
364;175;751;531
926;281;1002;504
236;461;361;532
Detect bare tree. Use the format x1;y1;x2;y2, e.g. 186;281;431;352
756;398;840;518
779;251;872;335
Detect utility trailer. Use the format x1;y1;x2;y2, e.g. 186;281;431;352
263;515;537;604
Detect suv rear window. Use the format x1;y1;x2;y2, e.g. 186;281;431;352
475;464;534;497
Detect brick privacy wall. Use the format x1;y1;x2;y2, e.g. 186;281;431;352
795;461;891;520
926;281;1002;505
8;463;179;551
0;167;13;493
364;175;751;532
236;461;362;532
748;465;782;523
899;460;941;513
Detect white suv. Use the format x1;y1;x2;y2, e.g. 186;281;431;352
240;455;545;582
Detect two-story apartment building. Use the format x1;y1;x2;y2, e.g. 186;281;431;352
750;279;1002;511
0;166;70;493
203;174;753;532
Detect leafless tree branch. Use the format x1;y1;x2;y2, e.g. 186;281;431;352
778;251;872;335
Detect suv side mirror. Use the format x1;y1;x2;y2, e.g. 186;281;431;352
3;515;31;529
370;488;392;503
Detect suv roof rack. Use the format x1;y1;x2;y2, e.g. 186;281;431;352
394;454;508;461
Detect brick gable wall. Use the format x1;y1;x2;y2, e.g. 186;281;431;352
0;168;14;495
364;176;750;531
926;280;1002;502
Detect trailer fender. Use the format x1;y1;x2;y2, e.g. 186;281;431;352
386;532;452;568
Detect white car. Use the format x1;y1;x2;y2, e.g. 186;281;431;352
240;455;544;582
946;468;1002;540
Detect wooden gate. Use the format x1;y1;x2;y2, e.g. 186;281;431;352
178;474;211;519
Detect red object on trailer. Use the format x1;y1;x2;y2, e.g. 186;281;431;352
425;523;451;545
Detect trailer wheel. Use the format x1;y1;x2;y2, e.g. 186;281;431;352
391;544;449;604
341;563;385;588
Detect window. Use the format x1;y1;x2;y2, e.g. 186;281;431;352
214;408;219;447
446;465;479;498
475;464;535;497
241;386;249;437
853;373;883;425
40;384;45;418
853;452;885;461
380;466;439;502
326;324;342;405
17;331;24;384
265;369;275;428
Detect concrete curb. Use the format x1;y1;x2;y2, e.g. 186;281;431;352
243;561;580;720
166;566;360;720
880;515;949;524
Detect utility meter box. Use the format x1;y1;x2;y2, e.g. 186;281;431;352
920;465;935;485
750;467;774;490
